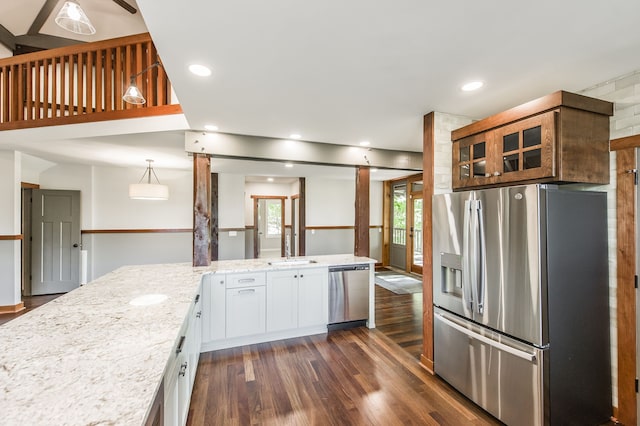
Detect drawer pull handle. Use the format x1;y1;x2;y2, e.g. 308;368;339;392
194;294;200;304
196;311;202;318
176;336;186;354
238;278;256;283
238;289;256;294
179;362;188;377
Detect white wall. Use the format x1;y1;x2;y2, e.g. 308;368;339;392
0;151;21;306
306;177;355;226
38;163;193;280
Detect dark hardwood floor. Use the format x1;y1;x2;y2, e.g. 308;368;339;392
0;294;63;326
187;327;500;425
374;283;423;359
187;279;501;425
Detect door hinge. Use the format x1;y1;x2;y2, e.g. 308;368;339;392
636;378;638;393
626;169;638;185
636;275;638;289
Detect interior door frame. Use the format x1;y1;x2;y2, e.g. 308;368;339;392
251;195;286;259
409;188;424;275
21;182;40;297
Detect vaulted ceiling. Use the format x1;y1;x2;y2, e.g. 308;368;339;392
1;1;640;177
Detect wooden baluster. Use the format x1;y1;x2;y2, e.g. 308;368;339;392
59;56;66;116
105;48;113;112
145;42;154;106
114;46;122;110
1;66;7;123
16;64;23;121
95;50;103;113
41;59;48;119
77;52;84;114
135;42;143;108
86;51;93;113
25;61;33;121
34;60;41;119
51;57;58;118
68;54;75;115
124;44;132;110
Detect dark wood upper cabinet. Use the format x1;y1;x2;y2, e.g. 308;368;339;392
451;91;613;190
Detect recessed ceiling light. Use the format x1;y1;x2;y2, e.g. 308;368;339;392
189;64;212;77
204;124;218;131
284;163;294;168
461;81;484;92
359;140;370;146
289;133;301;139
267;177;274;182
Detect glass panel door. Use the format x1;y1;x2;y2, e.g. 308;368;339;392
410;195;423;274
390;183;407;269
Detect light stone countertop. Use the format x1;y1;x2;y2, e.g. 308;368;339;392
0;254;374;425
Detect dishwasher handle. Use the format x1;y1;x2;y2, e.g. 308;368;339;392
329;264;370;272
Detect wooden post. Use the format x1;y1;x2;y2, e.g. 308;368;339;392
298;178;306;256
615;145;637;425
421;112;435;374
355;166;370;257
193;153;211;266
211;173;219;261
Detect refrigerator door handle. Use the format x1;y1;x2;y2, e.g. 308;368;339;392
462;200;474;312
476;200;486;315
435;312;537;363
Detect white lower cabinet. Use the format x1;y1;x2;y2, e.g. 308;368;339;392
225;272;267;338
200;267;329;351
266;270;298;332
164;285;202;426
267;267;328;331
202;273;226;342
297;268;329;328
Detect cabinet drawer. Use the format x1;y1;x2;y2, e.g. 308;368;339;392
227;272;266;288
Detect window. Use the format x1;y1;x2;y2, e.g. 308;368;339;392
266;199;282;237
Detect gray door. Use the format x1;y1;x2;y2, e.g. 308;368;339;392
32;190;81;295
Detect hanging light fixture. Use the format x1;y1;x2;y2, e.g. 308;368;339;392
123;61;162;105
55;0;96;35
129;160;170;200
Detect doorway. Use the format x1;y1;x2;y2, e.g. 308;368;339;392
384;173;423;274
253;196;286;259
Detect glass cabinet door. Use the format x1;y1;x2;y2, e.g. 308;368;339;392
452;132;494;189
493;110;556;183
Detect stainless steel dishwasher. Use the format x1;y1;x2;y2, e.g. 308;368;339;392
328;264;370;330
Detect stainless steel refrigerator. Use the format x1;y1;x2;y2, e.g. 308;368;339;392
432;184;611;426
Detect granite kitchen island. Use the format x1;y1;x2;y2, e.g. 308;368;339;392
0;254;374;425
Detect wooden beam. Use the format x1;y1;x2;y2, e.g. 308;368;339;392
354;166;370;257
28;0;58;35
616;147;637;426
0;23;15;51
299;178;306;256
611;134;640;151
421;112;435;374
211;173;219;261
193;154;211;267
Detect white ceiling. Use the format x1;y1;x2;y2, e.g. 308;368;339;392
1;1;640;181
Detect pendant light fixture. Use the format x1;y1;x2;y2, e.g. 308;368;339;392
123;61;162;105
129;160;170;200
55;0;96;35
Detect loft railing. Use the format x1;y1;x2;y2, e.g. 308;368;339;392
0;32;181;131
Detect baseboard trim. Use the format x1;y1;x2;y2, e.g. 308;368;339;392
420;355;434;375
0;301;25;315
